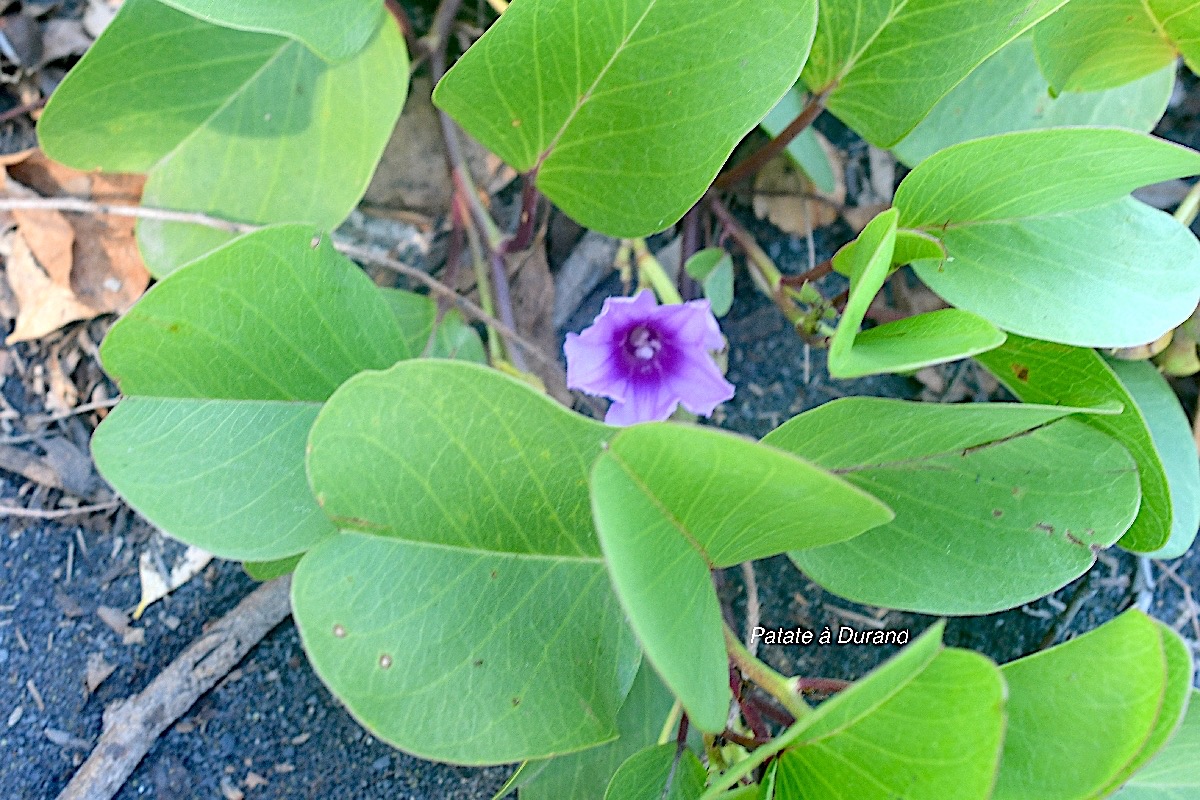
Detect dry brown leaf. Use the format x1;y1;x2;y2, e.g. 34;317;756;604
85;652;117;694
752;150;846;235
3;150;150;341
4;231;95;343
509;233;571;406
842;202;891;234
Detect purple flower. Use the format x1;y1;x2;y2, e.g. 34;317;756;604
564;290;735;426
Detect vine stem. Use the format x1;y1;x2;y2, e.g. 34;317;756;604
630;239;684;304
723;623;810;720
713;89;830;189
1174;179;1200;227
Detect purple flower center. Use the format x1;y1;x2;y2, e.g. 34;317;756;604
621;324;666;374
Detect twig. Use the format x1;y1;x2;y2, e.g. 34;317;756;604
0;500;119;520
714;89;830;189
741;561;761;656
56;577;293;800
0;98;47;125
1036;570;1095;651
0;194;566;386
0;197;257;235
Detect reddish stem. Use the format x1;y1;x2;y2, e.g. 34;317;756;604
714;88;831;189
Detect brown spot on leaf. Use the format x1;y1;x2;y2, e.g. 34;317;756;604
992;509;1003;518
1011;363;1030;381
511;697;521;707
1034;523;1055;534
473;659;483;667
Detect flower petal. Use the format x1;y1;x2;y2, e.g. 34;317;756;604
667;351;736;417
564;332;625;400
604;381;679;426
655;298;725;352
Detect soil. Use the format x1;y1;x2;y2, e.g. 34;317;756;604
1;8;1199;800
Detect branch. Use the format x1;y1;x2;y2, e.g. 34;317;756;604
714;89;830;189
0;195;565;380
0;500;119;520
56;577;293;800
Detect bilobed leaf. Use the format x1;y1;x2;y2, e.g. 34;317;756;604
158;0;383;61
604;744;706;800
1113;690;1200;800
827;208;1004;378
895;128;1200;347
994;610;1193;800
92;225;408;562
1033;0;1200;93
764;398;1140;614
517;663;678;800
776;644;1005;800
893;35;1174;165
298;361;639;764
433;0;817;236
39;0;408;275
591;423;893;732
975;335;1181;552
801;0;1069;146
760;87;837;194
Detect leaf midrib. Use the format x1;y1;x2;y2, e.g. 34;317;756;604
535;0;659;169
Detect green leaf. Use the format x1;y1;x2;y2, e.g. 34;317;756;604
994;610;1194;800
604;744;706;800
39;0;408;275
92;225;408;562
592;423;893;732
432;0;817;237
801;0;1069;146
381;288;488;363
243;553;303;581
1113;690;1200;800
1033;0;1200;93
764;398;1140;614
894;129;1200;347
517;663;678;800
776;646;1005;800
684;249;734;317
975;335;1181;552
760;87;837;194
830;228;947;277
827;208;1004;378
893;35;1174;165
298;360;639;764
158;0;383;61
1106;359;1200;559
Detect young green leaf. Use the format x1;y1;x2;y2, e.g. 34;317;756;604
39;0;408;275
895;128;1200;347
801;0;1069;146
764;398;1140;614
432;0;817;237
92;225;409;562
827;208;1004;378
776;647;1005;800
299;360;639;764
604;744;706;800
516;663;679;800
975;335;1187;553
994;610;1194;800
243;554;303;581
1112;690;1200;800
591;423;893;732
893;35;1174;165
1033;0;1200;93
684;248;734;317
157;0;384;61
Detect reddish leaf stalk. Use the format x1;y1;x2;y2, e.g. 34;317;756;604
714;88;831;189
